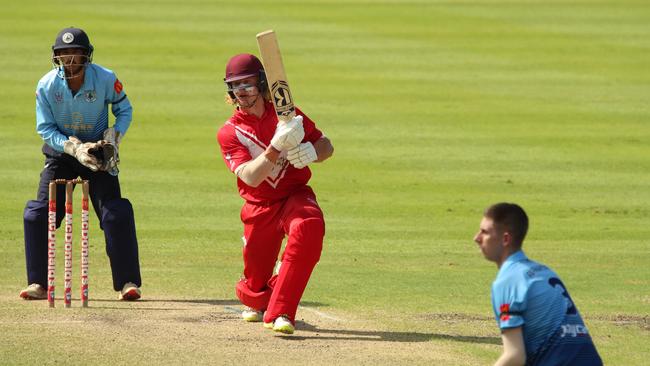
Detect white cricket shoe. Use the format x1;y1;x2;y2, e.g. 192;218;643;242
118;282;141;301
242;307;264;322
265;315;294;334
19;283;47;300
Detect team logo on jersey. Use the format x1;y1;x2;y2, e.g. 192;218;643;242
62;32;74;43
114;79;123;94
84;90;96;103
55;92;64;104
72;112;84;124
560;324;589;338
499;304;511;321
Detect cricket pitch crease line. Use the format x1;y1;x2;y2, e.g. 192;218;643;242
298;305;344;322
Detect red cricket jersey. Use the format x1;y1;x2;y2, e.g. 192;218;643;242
217;101;323;204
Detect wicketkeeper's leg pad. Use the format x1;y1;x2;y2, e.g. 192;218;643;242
23;200;50;286
101;198;142;291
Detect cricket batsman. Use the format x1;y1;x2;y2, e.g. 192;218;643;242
216;53;334;334
20;27;142;301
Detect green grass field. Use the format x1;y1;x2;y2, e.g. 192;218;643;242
1;1;648;364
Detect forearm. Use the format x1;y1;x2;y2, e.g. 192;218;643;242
236;146;281;187
36;95;67;152
37;121;67;152
494;351;525;366
495;328;526;366
313;136;333;162
111;98;133;136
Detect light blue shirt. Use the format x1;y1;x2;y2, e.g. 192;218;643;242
491;250;601;365
35;63;132;152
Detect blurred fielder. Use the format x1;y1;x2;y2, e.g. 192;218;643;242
474;203;602;365
20;27;142;301
217;53;334;334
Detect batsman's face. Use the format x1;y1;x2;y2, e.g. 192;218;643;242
231;76;260;108
474;217;505;264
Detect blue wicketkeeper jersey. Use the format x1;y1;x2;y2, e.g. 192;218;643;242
491;250;602;366
35;63;132;152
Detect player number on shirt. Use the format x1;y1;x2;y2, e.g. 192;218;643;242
548;277;577;315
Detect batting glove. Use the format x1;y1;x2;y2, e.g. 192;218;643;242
63;136;101;171
270;115;304;151
287;142;317;169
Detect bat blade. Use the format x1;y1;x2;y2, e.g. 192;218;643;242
256;30;296;123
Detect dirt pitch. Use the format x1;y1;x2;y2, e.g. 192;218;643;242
0;295;503;365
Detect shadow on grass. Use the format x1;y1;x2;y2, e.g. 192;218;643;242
299;301;329;307
91;299;328;307
86;298;241;310
279;321;501;344
90;298;241;305
145;299;242;306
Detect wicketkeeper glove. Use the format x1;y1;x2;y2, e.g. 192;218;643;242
102;127;122;147
63;136;101;171
287;142;317;169
93;141;119;175
97;127;121;176
270;115;304;151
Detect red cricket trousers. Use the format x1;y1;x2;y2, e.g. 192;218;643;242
235;185;324;324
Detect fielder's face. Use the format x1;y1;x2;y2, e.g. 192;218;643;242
231;76;260;108
474;217;506;265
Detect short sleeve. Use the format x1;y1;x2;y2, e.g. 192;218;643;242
491;278;527;330
106;73;127;104
217;123;253;173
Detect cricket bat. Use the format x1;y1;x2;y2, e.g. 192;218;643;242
256;30;296;123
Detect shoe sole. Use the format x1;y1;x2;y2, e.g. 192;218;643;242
243;315;263;322
120;289;141;301
273;325;295;334
267;317;295;334
20;292;46;300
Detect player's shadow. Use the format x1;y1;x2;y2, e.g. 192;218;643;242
298;301;328;307
87;298;242;310
145;299;243;306
91;299;327;307
280;321;500;344
90;298;241;305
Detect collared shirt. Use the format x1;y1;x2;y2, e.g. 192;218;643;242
36;63;132;152
217;101;323;204
492;250;602;365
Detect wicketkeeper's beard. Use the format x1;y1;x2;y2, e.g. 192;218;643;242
236;93;261;109
63;65;85;79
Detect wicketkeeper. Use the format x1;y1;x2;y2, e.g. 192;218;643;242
20;27;142;301
217;53;334;334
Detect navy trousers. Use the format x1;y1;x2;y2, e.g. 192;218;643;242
23;144;141;291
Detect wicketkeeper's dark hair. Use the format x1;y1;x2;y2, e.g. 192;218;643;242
484;202;529;248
